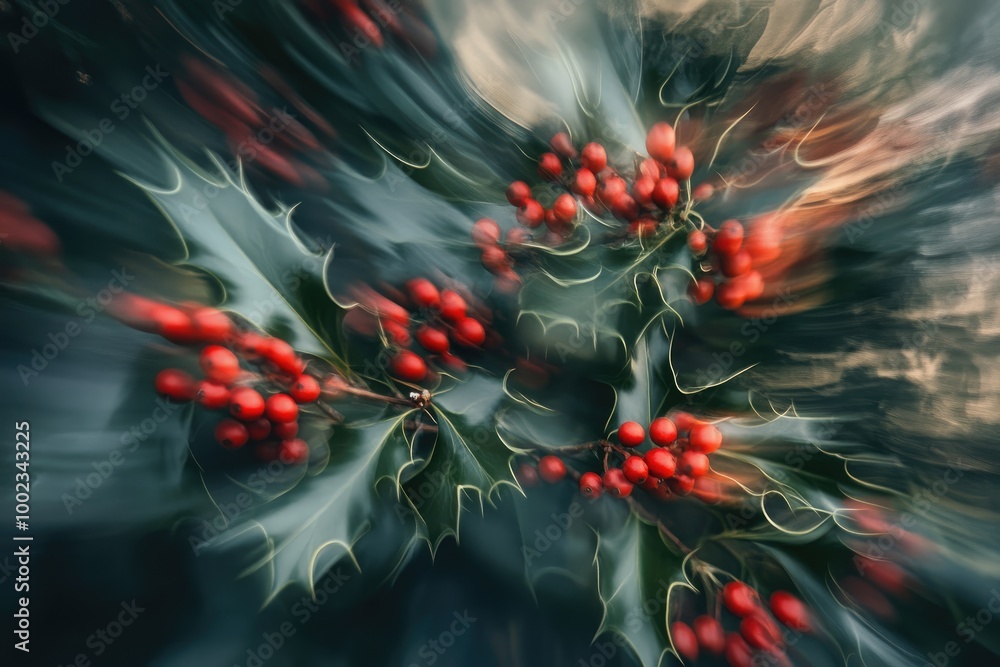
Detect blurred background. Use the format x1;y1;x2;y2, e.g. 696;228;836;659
2;0;1000;665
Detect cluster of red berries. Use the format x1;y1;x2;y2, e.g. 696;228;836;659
492;123;699;251
686;215;783;310
515;413;723;502
0;191;61;258
176;57;331;189
671;582;812;666
142;304;317;464
342;279;489;383
470;217;523;294
592;413;722;500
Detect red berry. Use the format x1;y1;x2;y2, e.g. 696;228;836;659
438;290;467;322
693;616;726;655
247;418;271;440
631;176;656;208
645;122;676;162
652;177;679;209
579;471;603;498
506;181;532;207
453;317;486;346
406;278;441;308
714;220;744;256
572;168;597;197
732;270;764;301
196;381;231;410
383;319;411;346
544;208;559;230
688;278;715;305
617;421;645;447
649;417;677;446
669;474;695;495
745;215;783;264
715;281;747;310
740;614;781;650
622;456;649;484
191;307;232;342
770;591;812;632
723;581;761;617
644;449;677;479
229;387;266;421
236;332;272;358
597;176;627;207
278;438;309;464
665;146;694;181
672;412;701;432
687;230;708;254
516;199;545;228
265;339;304;374
611;194;640;221
638;157;661;181
538;152;563;180
580;142;607;173
471;218;502;247
629;217;658;237
721;249;752;278
692;183;714;201
506;227;532;245
550;132;576;158
725;633;754;667
416;326;449;354
670;621;699;661
679;451;710;478
289;374;320;403
689;423;722;453
391;351;427;382
481;245;511;274
154;369;197;401
265;393;298;423
153;305;196;343
273;420;299;439
538;455;567;483
516;463;540;488
215;419;249;449
199;345;240;384
602;468;634;497
552;193;578;223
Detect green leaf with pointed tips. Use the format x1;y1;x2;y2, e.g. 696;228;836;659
403;375;519;553
129;147;344;365
594;514;685;667
197;406;420;602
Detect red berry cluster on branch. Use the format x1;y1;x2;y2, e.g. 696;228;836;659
516;412;724;503
176;57;332;189
671;582;812;666
141;304;319;464
343;279;489;383
686;215;786;310
598;414;722;500
493;123;700;253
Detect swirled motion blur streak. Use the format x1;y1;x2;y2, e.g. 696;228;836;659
1;0;999;666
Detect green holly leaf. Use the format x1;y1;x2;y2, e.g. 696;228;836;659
196;404;420;603
126;142;344;365
611;323;673;428
594;513;686;667
402;374;519;553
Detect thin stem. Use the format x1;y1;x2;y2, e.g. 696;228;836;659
626;496;692;555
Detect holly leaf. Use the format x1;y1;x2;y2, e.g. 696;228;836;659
594;513;686;667
126;143;344;364
610;323;673;428
196;405;420;603
402;374;519;553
